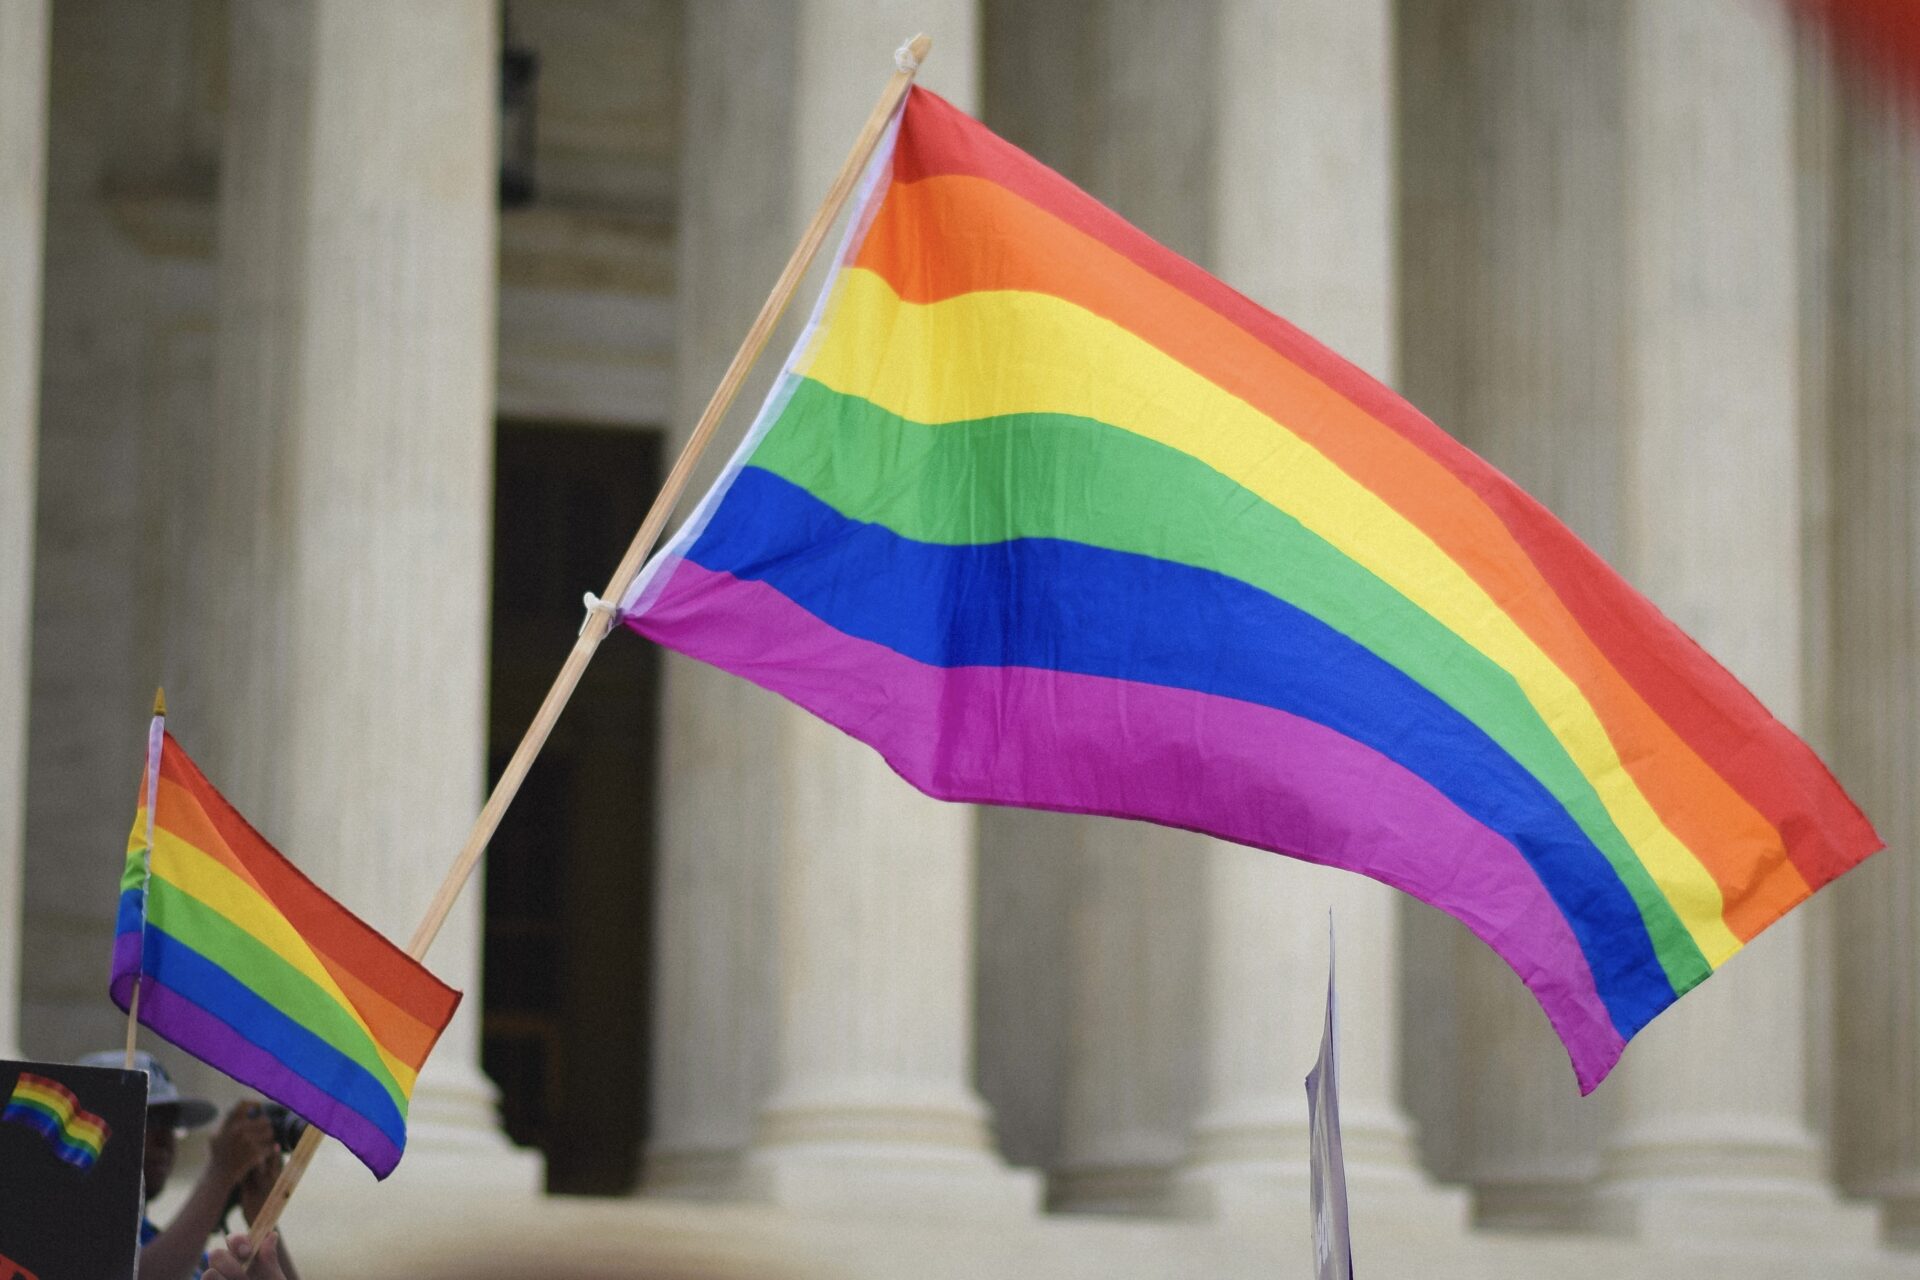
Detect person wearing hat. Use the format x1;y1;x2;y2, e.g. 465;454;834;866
76;1050;299;1280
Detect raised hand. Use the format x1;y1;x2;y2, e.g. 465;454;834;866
207;1102;276;1191
237;1145;285;1223
206;1231;288;1280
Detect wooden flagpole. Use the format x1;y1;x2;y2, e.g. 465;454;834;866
121;987;140;1069
240;34;934;1255
124;688;166;1070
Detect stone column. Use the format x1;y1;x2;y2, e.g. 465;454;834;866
0;0;49;1062
190;1;533;1193
656;0;1034;1215
744;711;1037;1213
1792;9;1843;1162
1394;0;1620;1228
641;0;792;1196
1050;822;1203;1214
986;0;1215;1218
969;10;1097;1187
1828;74;1920;1247
1589;0;1868;1242
1175;0;1462;1232
19;0;180;1067
972;809;1074;1176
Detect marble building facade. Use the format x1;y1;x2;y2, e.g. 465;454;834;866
3;1;1920;1276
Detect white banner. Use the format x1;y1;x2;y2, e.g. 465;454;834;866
1305;920;1353;1280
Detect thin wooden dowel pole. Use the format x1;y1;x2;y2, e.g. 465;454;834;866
126;689;165;1071
240;1122;323;1258
122;984;140;1069
239;36;933;1257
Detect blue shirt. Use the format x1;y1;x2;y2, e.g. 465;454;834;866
139;1216;208;1280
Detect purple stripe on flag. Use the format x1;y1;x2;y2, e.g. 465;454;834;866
111;928;141;991
631;559;1628;1089
132;978;403;1177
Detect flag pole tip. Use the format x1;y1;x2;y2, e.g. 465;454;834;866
152;688;167;716
897;34;931;72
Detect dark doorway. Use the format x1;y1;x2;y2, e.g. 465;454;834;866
484;421;663;1195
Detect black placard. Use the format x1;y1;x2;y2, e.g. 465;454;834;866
0;1059;148;1280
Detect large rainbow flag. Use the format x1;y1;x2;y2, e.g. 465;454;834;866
621;87;1882;1091
3;1072;111;1170
110;713;459;1176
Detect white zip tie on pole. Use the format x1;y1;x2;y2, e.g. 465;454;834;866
579;592;620;637
895;38;923;73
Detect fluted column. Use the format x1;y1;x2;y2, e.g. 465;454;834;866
974;0;1142;1210
641;0;791;1197
1175;0;1462;1232
1394;0;1619;1228
20;0;181;1070
972;809;1074;1176
988;0;1214;1217
1590;0;1867;1242
656;0;1035;1215
743;1;1035;1209
744;711;1037;1213
1829;73;1920;1247
189;1;533;1193
1050;822;1203;1213
0;0;49;1062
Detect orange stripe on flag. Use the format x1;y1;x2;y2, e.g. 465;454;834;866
157;741;457;1046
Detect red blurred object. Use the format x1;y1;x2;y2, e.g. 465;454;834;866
1796;0;1920;103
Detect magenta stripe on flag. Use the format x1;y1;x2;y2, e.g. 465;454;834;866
134;978;404;1176
631;559;1628;1090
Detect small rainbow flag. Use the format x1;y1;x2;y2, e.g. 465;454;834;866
3;1072;111;1170
621;87;1882;1091
110;711;460;1177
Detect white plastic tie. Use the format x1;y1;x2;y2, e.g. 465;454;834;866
579;591;620;637
894;40;922;74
